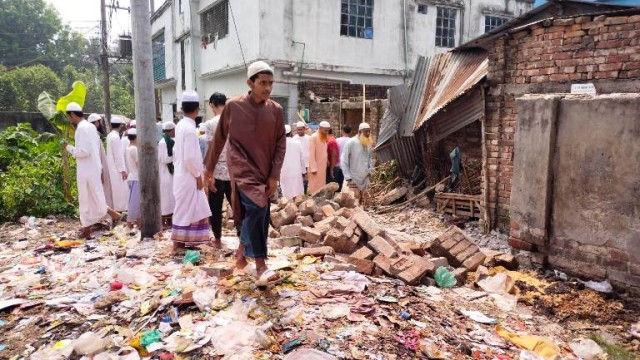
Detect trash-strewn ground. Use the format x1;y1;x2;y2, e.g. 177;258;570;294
0;208;639;360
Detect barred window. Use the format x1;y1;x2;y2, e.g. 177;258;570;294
201;0;229;44
152;32;165;81
340;0;374;39
485;16;509;33
435;7;456;48
417;4;428;14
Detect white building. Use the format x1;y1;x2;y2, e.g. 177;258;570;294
150;0;533;122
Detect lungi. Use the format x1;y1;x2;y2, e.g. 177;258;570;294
127;180;140;222
238;190;269;259
171;218;210;245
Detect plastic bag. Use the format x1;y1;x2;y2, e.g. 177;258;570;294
568;338;603;360
434;267;457;288
496;325;560;359
182;250;201;264
73;331;110;355
140;329;162;348
581;280;613;293
117;267;157;288
477;273;514;294
193;287;217;312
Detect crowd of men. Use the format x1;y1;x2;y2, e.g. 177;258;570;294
61;61;373;286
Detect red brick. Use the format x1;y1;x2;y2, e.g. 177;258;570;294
390;256;415;275
299;227;322;244
397;257;435;285
550;73;571;81
610;249;630;262
352;210;383;238
373;254;392;275
454;244;481;266
346;257;374;275
350;246;374;260
604;16;628;25
321;204;335;217
300;246;335;258
449;239;473;257
623;62;640;71
509;237;536;251
599;62;623;71
368;236;398;259
323;229;359;254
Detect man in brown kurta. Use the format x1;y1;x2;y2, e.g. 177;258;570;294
205;61;286;285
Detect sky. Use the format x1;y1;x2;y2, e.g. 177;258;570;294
46;0;133;42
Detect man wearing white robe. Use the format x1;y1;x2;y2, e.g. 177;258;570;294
61;103;121;238
87;113;113;209
293;121;311;192
280;124;306;200
106;116;129;211
159;122;176;227
171;91;212;251
341;122;374;206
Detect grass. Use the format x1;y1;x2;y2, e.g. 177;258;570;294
588;334;638;360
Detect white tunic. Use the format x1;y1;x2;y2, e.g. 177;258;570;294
158;138;175;216
293;134;311;170
66;120;108;227
340;137;373;191
172;117;211;226
280;137;306;200
106;130;129;211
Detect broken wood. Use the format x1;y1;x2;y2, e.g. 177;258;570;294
377;176;451;214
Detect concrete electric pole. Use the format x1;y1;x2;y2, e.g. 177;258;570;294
131;0;162;237
100;0;112;128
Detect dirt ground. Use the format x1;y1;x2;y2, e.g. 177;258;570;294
0;207;638;359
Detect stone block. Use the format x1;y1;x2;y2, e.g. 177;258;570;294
300;199;319;216
368;236;398;259
335;207;355;219
301;246;335;258
352;210;383;238
462;252;487;271
350;246;375;260
390;256;415;276
346;257;374;274
321;204;336;217
299;227;322;244
296;215;314;227
397;257;435;285
323;229;359;254
280;224;302;237
373;254;393;275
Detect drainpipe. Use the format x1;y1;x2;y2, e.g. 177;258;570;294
402;0;409;82
188;0;198;93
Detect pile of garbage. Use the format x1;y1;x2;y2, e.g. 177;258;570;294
268;183;518;287
0;209;638;359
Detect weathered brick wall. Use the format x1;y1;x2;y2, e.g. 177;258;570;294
307;99;388;142
485;13;640;235
298;81;390;108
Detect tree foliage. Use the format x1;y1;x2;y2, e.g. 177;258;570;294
0;64;64;111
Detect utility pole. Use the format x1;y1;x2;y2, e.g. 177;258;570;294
100;0;112;130
131;0;162;237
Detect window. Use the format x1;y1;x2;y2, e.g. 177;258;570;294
417;4;428;14
340;0;374;39
152;32;165;81
435;7;456;48
485;16;509;33
201;0;229;44
180;40;186;90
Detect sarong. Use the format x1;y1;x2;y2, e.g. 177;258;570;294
127;180;140;222
238;190;269;259
171;218;210;245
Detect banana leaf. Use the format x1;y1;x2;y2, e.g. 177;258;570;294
37;91;58;120
56;81;87;112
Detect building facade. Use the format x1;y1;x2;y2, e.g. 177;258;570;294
150;0;533;122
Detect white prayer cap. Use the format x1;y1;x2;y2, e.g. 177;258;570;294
128;128;137;135
162;122;176;130
285;124;291;134
295;121;306;128
66;102;82;112
182;90;199;103
319;121;331;128
247;61;273;79
130;120;137;127
359;122;371;131
87;113;101;123
111;116;123;124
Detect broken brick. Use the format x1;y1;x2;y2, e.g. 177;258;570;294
373;254;393;275
352;210;383;238
390;256;415;276
333;192;356;209
350;246;375;260
462;252;488;271
495;253;518;270
430;257;449;269
321;204;336;217
368;236;398;259
449;239;473;257
312;212;324;222
300;199;319;216
314;216;337;236
335;207;354;219
311;182;340;199
406;242;426;257
454;244;480;267
280;224;302;237
299;227;322;244
296;215;314;227
397;257;435;285
323;229;359;254
347;257;374;274
283;202;299;219
451;268;468;285
300;246;335;258
335;217;351;231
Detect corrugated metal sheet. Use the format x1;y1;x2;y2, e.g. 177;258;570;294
426;86;483;143
375;84;409;149
413;51;487;131
401;56;429;137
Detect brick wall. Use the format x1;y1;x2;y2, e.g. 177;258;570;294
485;13;640;233
306;99;388;142
298;81;390;108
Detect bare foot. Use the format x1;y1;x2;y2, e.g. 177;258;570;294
210;238;223;249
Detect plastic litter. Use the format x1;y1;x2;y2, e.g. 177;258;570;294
477;273;514;294
321;303;350;319
461;310;497;324
568;338;604;360
284;348;338;359
140;329;162;348
631;321;640;339
580;279;613;293
375;295;398;303
434;267;457;288
192;287;218;312
116;267;157;288
282;338;303;353
73;331;110;355
496;325;560;359
182;250;201;264
110;281;124;291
